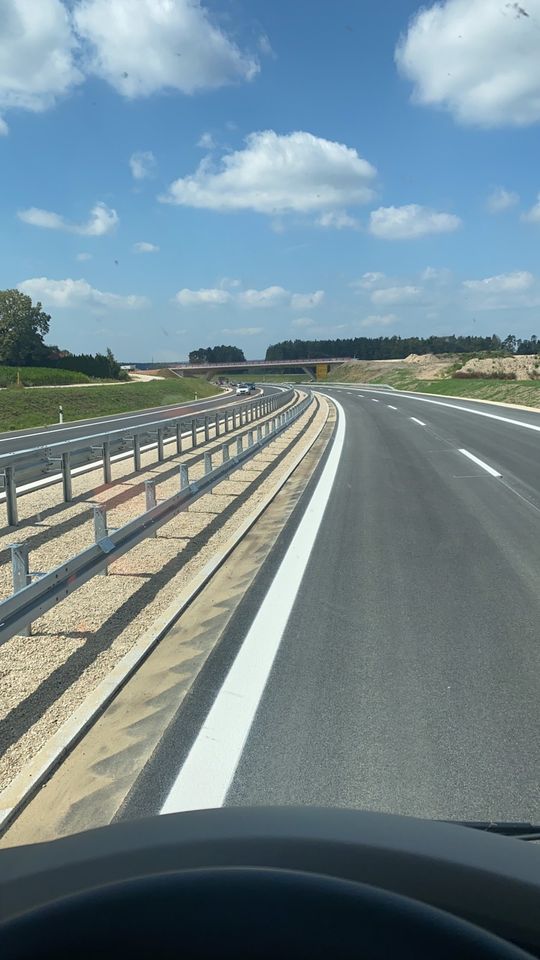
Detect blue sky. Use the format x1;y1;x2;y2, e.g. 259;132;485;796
2;0;540;361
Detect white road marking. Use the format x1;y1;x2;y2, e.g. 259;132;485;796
371;399;379;403
353;390;540;434
161;398;347;814
459;448;502;478
387;405;397;410
357;394;365;397
410;417;426;426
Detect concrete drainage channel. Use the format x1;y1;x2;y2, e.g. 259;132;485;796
0;392;333;840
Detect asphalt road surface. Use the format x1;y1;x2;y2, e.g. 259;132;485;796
124;385;540;823
0;385;281;454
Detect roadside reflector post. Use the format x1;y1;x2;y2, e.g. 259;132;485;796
191;420;197;450
236;436;243;455
61;451;72;503
102;440;112;485
133;434;141;472
179;464;189;490
176;422;183;455
58;404;64;424
204;417;210;443
3;466;19;528
157;428;165;462
215;412;220;437
93;505;109;575
204;452;212;475
10;542;30;635
222;443;229;463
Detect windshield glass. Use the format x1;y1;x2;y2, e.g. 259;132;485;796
0;0;538;849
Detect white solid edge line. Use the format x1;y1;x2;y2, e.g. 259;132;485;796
355;389;540;433
160;398;347;814
459;448;502;478
410;417;426;426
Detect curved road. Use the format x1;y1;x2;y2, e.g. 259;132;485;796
117;384;540;824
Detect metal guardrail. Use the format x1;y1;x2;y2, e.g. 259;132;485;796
0;393;314;645
0;390;294;527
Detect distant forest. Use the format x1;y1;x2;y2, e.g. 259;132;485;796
265;334;540;361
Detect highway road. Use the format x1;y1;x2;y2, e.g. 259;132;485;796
115;384;540;825
0;385;281;454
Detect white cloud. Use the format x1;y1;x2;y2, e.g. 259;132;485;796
292;317;315;328
290;290;324;310
197;131;215;149
371;285;422;305
369;204;461;240
521;192;540;223
462;270;538;309
76;252;92;261
0;0;82;117
73;0;258;97
174;284;325;310
351;271;386;290
18;277;148;309
219;277;241;289
129;150;156;180
421;266;452;283
175;288;232;306
18;201;118;236
463;271;534;294
317;210;359;229
396;0;540;127
360;314;398;327
133;241;159;253
237;286;288;308
222;326;263;336
161;130;377;216
486;187;520;213
0;117;8;135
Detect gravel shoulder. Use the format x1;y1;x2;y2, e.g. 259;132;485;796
0;393;325;793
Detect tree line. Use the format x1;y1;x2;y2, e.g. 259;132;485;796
0;288;124;379
265;333;540;361
189;345;246;364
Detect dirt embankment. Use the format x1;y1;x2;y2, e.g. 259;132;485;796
329;354;453;382
456;355;540;380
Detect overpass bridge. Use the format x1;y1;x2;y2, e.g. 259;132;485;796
170;358;352;379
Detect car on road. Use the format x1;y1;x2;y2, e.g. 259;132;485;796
235;383;250;395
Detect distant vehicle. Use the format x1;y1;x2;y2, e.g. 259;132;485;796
246;382;256;392
236;383;250;396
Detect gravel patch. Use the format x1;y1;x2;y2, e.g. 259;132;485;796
0;395;327;791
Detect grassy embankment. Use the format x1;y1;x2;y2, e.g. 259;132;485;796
0;377;220;431
0;365;93;387
329;365;540;408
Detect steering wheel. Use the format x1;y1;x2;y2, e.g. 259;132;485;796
0;865;533;958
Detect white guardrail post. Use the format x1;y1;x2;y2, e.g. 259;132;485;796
2;467;19;527
93;504;110;575
10;543;30;635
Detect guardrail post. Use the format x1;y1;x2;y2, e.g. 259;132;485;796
93;505;109;575
179;464;189;490
224;412;229;434
232;409;237;430
3;466;18;527
191;420;197;450
265;421;270;437
215;412;220;437
157;428;165;462
222;443;230;463
10;543;30;635
257;425;262;442
145;479;157;537
247;430;254;448
102;441;112;485
133;434;141;472
176;422;183;455
204;417;210;443
61;451;72;502
204;452;212;475
236;436;243;455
